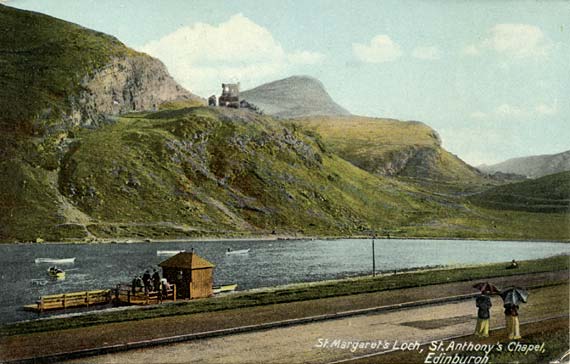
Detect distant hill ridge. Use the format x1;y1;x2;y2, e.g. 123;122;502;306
241;75;350;119
479;150;570;178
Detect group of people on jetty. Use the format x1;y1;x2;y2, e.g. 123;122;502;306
131;269;171;297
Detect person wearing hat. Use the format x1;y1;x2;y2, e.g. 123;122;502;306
474;290;492;337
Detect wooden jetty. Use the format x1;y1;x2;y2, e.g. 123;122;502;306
24;284;178;312
23;289;113;312
114;284;177;305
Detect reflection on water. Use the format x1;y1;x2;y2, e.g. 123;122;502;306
0;238;567;324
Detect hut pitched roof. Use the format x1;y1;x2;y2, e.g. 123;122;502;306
158;252;215;269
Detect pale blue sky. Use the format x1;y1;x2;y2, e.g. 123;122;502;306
7;0;570;165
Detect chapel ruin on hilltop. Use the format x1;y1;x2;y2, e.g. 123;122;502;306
208;82;262;114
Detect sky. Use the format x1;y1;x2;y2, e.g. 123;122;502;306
6;0;570;165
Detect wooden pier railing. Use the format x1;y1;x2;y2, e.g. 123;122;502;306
23;289;113;312
23;284;177;313
114;284;176;305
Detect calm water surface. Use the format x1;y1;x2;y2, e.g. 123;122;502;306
0;238;568;324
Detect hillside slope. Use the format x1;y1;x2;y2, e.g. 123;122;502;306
467;172;570;213
241;76;350;118
5;106;567;243
0;4;201;241
293;116;484;183
478;150;570;178
0;107;441;241
1;5;567;243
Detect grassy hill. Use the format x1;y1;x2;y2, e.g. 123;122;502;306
50;107;431;239
0;5;567;243
293;116;485;184
0;4;197;241
2;106;568;242
467;172;570;213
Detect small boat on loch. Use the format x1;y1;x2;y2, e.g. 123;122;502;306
35;257;76;264
47;266;65;279
213;283;238;294
225;248;250;255
157;250;185;256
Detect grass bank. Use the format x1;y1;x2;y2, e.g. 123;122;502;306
1;255;567;337
356;317;569;364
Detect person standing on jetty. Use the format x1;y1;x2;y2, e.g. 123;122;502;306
142;270;151;294
152;269;161;292
474;290;492;337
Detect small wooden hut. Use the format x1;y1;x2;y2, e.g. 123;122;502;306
159;252;214;299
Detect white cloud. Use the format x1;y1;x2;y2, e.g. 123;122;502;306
412;46;441;60
140;14;323;96
535;101;557;115
465;24;552;59
353;35;402;63
496;104;526;118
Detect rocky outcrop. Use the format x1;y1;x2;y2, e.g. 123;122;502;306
67;55;203;128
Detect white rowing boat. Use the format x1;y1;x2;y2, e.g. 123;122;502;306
156;250;185;256
225;249;250;255
35;257;76;264
213;283;238;294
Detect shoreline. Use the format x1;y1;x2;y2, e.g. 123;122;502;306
3;234;569;245
1;259;567;338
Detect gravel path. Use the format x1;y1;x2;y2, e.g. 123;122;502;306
65;284;568;364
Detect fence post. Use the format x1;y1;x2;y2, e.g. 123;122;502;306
62;294;66;309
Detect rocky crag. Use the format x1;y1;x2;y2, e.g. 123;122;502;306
68;55;200;129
